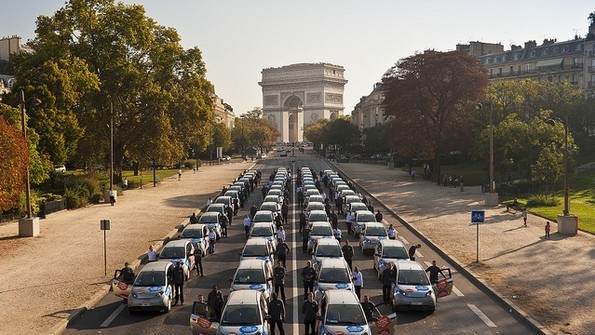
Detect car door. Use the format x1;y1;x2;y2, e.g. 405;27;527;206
433;268;454;298
111;269;131;299
373;244;382;271
190;301;219;335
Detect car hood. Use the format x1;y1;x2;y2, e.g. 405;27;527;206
316;282;352;291
217;325;263;335
131;285;169;298
397;283;435;298
322;324;369;335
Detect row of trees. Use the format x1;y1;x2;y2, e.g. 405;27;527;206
1;0;215;184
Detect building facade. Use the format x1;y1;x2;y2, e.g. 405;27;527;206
259;63;348;143
351;83;385;130
0;35;32;95
212;95;235;129
466;24;595;93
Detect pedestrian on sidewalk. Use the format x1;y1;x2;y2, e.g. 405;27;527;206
522;209;528;227
193;244;204;277
302;292;318;335
352;266;363;300
206;197;213;206
109;189;117;206
375;210;383;223
545;221;551;239
207;285;224;320
178;169;182;181
147;246;158;262
409;244;421;261
268;292;286;335
342;240;354;271
273;261;286;302
169;261;185;305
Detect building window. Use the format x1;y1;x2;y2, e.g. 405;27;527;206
498;68;502;75
514;53;519;60
489;69;493;76
510;66;514;74
525;64;532;72
530;50;536;57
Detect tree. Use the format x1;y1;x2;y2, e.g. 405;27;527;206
304;119;329;152
232;113;279;154
382;50;488;183
323;118;361;154
7;0;214;177
363;124;391;155
0;116;29;212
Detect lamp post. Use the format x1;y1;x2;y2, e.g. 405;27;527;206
110;102;114;195
18;89;41;236
476;103;498;206
545;116;578;235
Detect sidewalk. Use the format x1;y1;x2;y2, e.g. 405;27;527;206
334;162;594;335
0;162;252;335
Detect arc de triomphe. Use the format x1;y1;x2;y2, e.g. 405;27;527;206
259;63;348;143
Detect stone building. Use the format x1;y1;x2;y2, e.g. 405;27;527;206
462;23;595;93
351;82;385;130
259;63;348;143
212;95;234;129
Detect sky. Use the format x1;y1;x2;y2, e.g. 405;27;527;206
1;0;594;116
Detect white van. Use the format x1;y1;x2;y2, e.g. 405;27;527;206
125;261;174;312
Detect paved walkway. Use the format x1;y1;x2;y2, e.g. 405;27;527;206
334;162;594;335
0;161;253;335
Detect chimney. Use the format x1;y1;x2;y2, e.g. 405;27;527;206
524;40;537;49
511;45;522;51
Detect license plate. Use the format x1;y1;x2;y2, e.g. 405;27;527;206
411;302;423;305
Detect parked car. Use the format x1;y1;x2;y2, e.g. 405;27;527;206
157;240;195;280
125;261;175;313
54;165;66;173
392;260;453;312
373;239;410;280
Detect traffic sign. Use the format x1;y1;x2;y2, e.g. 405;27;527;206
100;219;111;230
471;210;485;223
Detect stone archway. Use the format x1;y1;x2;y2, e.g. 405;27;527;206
330;111;338;121
284;95;303;143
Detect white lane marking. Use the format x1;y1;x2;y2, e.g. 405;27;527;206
452;286;464;297
100;303;126;328
424;261;432;267
290;163;299;335
467;304;497;328
399;236;410;245
415;250;424;258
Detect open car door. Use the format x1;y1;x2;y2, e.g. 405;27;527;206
111;270;131;299
190;301;219;335
433;267;454;298
368;302;397;335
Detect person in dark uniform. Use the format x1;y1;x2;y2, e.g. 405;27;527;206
250;203;257;219
169;261;185;305
226;206;233;226
193;245;204;277
207;285;224;320
360;295;376;321
408;244;421;261
382;263;396;302
219;214;228;237
301;224;311;253
375;210;383;223
276;238;290;268
268;292;286;335
299;210;307;231
425;260;445;284
281;202;289;224
342;240;354;271
273;261;286;302
301;292;318;335
119;262;135;284
301;262;317;297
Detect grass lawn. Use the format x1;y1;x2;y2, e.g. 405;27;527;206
95;169;180;188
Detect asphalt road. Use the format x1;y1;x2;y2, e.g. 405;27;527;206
64;149;535;335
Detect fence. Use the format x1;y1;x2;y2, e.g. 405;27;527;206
40;199;67;218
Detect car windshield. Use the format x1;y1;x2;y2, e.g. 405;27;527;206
311;226;332;236
357;213;375;222
309;213;328;222
180;229;203;238
261;204;277;211
366;227;387;236
345;197;359;204
220;305;261;326
398;269;430;285
159;247;185;259
352;204;367;211
206;205;223;213
253;213;273;222
315;245;342;258
199;215;217;224
234;269;265;284
325;304;366;325
383;247;409;259
215;198;229;205
243;245;269;257
251;227;272;237
264;196;279;203
318;267;350;283
134;271;165;287
268;190;282;196
307;203;324;211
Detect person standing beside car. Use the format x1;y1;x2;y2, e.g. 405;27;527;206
342;240;354;271
169;261;185;305
302;292;318;335
193;245;204;277
273;261;287;302
382;263;396;303
268;292;286;335
120;262;135;284
207;285;224;320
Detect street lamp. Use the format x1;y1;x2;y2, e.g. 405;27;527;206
476;103;498;206
19;89;41;236
545;116;578;235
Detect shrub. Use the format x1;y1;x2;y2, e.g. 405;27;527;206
90;193;103;204
527;194;560;207
64;187;89;209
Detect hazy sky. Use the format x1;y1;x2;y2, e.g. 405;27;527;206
2;1;594;115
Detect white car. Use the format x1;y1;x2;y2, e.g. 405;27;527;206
392;260;453;312
314;258;353;301
157;240;195;280
373;239;410;280
359;222;389;253
307;221;334;253
179;224;210;256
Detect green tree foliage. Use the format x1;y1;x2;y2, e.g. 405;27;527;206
363;123;391;155
382;51;488;183
303;119;328;152
323;117;361;152
232;111;279;153
211;121;232;152
6;0;214;175
0;116;29;212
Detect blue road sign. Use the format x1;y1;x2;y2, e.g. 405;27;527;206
471;210;485;223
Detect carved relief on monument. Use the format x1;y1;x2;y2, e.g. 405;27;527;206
281;91;304;106
310;113;319;121
325;93;343;104
267;114;276;124
264;95;279;106
306;92;322;104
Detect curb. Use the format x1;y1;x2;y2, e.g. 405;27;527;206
330;161;550;335
46;209;201;335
